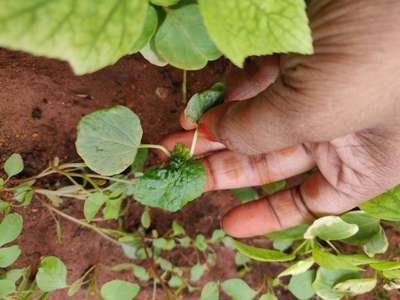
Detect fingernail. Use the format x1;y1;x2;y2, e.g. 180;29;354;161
198;123;217;142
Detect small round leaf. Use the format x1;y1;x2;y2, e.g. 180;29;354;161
36;256;67;292
4;154;24;178
101;280;140;300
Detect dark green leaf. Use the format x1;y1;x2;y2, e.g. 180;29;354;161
4;154;23;178
76;106;143;176
154;3;220;70
233;240;295;262
131;148;148;174
184;83;224;124
230;187;258;204
150;0;180;6
288;270;315;300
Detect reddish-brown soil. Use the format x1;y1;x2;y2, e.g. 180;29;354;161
0;49;399;300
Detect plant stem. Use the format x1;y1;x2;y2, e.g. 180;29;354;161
182;70;187;103
35;188;88;200
138;144;171;157
190;128;199;157
327;240;341;254
40;200;120;246
59;172;136;185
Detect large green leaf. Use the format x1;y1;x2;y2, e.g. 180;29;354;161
288;270;315;300
133;146;206;212
0;246;21;268
340;211;380;245
36;256;67;292
76;106;143;176
184;82;224;124
0;1;148;75
101;280;140;300
198;0;313;67
360;185;400;221
154;2;220;70
312;246;360;271
304;216;358;241
312;268;360;300
0;213;23;247
233;240;295;262
222;279;255;300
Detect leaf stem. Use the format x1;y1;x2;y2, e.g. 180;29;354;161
138;144;171;157
182;70;187;103
190;128;199;158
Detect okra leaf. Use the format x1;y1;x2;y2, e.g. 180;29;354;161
133;146;206;212
154;3;220;70
222;279;255;300
304;216;358;241
76;106;143;176
360;185;400;221
233;240;295;262
101;280;140;300
36;256;67;292
0;213;23;247
198;0;313;67
184;83;224;124
333;278;376;296
4;154;24;178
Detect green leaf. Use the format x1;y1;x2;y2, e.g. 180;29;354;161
36;256;67;292
234;240;294;262
335;254;380;266
168;276;183;288
200;281;219;300
14;184;33;205
132;265;150;282
230;187;259;204
272;240;292;252
190;263;205;283
222;279;255;300
0;1;148;75
268;224;309;241
178;237;191;247
312;246;361;271
382;269;400;280
333;278;376;296
195;234;208;252
76;106;143;176
0;246;21;268
133;156;206;212
370;261;400;271
262;180;288;195
360;185;400;221
156;257;173;272
210;229;225;243
259;293;278;300
0;178;4;188
340;211;380;245
279;258;314;278
140;207;151;229
101;280;140;300
235;252;251;266
5;268;25;282
312;268;360;300
171;220;185;236
131;148;148;174
153;238;175;250
198;0;313;67
0;200;10;214
103;197;122;220
151;0;180;6
4;154;23;178
140;40;168;67
0;279;15;297
0;213;23;247
304;216;358;241
130;6;158;53
362;226;388;257
84;192;107;223
288;270;315;300
184;83;224;124
154;3;220;70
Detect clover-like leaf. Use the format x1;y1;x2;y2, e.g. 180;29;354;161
0;213;23;247
333;278;376;296
4;154;24;178
222;279;255;300
76;106;143;176
233;240;295;262
154;2;220;70
198;0;313;67
0;1;148;75
304;216;358;241
133;146;206;212
184;83;224;124
36;256;67;292
288;270;315;300
101;280;140;300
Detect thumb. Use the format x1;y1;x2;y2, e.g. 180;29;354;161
199;78;307;155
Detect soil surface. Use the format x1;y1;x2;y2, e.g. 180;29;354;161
0;49;399;300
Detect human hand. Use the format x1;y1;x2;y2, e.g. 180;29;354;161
160;0;400;238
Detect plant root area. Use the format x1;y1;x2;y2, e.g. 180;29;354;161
0;49;397;300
